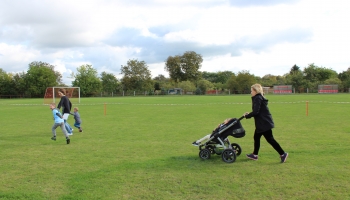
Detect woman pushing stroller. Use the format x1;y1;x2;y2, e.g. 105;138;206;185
244;83;288;163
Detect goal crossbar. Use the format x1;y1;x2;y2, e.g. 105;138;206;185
44;87;80;104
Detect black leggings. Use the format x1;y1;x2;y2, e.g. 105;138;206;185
253;129;285;155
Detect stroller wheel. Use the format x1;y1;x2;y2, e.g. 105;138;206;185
221;149;236;163
231;143;242;156
199;149;211;160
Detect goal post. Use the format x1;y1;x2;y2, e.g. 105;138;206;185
44;87;80;104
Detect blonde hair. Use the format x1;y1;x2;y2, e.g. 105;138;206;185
50;103;56;107
251;83;264;95
58;88;66;95
74;107;79;111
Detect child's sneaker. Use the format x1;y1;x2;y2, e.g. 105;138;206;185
192;141;200;146
79;129;83;132
280;152;288;163
66;138;70;144
246;153;258;160
51;136;56;141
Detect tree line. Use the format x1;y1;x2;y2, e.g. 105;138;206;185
1;51;350;97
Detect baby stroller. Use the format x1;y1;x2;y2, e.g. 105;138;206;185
198;116;245;163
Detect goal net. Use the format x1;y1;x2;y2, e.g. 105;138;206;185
43;87;80;104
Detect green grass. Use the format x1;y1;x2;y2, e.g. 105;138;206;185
1;94;350;199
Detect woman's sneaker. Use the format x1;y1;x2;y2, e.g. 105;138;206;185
280;152;288;163
246;153;258;160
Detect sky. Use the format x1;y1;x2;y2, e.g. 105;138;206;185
0;0;349;85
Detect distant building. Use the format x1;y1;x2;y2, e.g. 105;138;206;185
168;88;182;95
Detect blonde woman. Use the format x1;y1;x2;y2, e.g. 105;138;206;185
244;84;288;163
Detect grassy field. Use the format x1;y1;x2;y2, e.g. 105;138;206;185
1;94;350;200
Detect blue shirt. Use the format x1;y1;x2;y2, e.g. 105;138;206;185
52;108;64;123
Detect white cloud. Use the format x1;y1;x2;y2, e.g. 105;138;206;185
0;0;350;85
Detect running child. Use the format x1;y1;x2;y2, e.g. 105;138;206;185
50;103;70;144
71;107;83;132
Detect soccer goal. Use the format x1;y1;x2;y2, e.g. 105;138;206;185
43;87;80;104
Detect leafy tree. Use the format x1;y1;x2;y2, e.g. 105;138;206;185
120;59;153;92
275;75;287;85
165;51;203;83
154;82;161;91
202;71;234;84
202;71;217;83
217;71;234;84
213;82;225;90
338;68;350;92
290;64;300;75
324;78;342;85
101;72;119;94
196;79;214;95
235;70;256;94
302;63;338;92
226;74;238;93
25;61;62;97
303;63;337;83
284;65;305;92
12;72;27;96
71;64;102;97
260;74;278;86
153;74;173;91
177;81;196;93
0;69;13;95
285;71;305;93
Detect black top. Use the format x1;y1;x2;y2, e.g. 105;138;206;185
57;96;71;114
245;93;274;133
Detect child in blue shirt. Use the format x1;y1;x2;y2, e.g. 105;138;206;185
50;103;70;144
71;107;83;132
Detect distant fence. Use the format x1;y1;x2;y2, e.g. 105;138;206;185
0;95;25;99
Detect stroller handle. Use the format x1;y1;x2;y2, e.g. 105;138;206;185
237;116;245;121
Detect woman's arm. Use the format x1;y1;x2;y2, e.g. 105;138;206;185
245;96;262;118
57;97;63;109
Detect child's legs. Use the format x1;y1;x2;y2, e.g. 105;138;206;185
51;123;60;137
74;122;81;129
196;134;211;143
59;122;69;137
64;120;72;133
